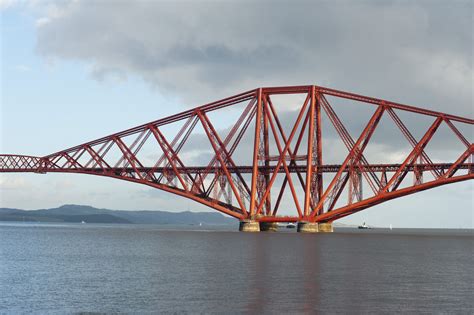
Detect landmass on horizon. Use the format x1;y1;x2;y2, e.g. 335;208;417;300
0;204;236;225
0;204;357;227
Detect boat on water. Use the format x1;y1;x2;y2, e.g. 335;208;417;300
81;221;86;224
286;223;296;229
358;222;370;229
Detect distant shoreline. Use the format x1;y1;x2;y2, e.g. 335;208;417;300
1;205;473;230
0;204;235;225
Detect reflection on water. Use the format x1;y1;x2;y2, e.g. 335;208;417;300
0;223;472;313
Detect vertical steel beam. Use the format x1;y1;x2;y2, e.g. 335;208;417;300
304;86;316;217
263;97;271;215
249;89;263;217
315;91;323;213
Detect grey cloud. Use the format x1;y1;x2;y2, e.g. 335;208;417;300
35;0;472;116
33;0;472;163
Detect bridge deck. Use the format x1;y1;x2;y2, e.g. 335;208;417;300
0;161;471;173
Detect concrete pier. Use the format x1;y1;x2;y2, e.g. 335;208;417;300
259;222;278;232
297;221;319;233
318;222;334;233
239;220;260;232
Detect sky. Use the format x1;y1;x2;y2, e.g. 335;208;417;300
0;0;472;228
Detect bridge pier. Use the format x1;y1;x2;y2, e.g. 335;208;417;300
296;222;333;233
259;222;278;232
239;220;260;232
318;222;334;233
297;221;319;233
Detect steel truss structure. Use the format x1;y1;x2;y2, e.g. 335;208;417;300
1;85;473;223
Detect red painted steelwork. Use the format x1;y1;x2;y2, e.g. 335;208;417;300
1;85;472;223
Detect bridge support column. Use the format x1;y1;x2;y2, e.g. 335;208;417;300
239;220;260;232
297;221;319;233
260;222;278;232
318;222;333;233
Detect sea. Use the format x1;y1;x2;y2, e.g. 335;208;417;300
0;222;472;314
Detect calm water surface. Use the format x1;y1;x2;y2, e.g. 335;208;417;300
0;223;472;314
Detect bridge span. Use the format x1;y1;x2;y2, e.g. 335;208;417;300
1;85;472;232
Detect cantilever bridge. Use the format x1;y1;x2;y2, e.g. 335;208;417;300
1;85;473;232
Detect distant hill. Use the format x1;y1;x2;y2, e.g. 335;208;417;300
0;204;235;225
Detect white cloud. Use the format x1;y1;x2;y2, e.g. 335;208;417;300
35;17;50;26
0;0;18;10
53;179;75;190
14;64;31;72
0;177;31;190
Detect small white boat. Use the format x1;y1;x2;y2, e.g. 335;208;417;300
389;224;392;230
358;222;370;229
81;221;86;224
286;223;296;229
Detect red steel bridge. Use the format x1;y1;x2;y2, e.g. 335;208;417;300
1;86;472;232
